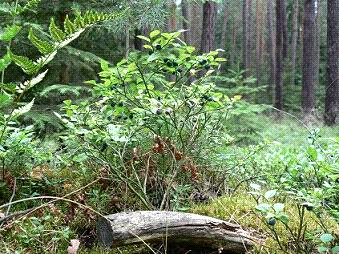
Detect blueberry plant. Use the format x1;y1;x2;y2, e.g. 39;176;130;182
57;30;239;210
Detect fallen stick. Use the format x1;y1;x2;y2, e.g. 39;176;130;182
97;211;256;253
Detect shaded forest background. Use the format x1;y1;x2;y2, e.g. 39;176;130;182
2;0;338;126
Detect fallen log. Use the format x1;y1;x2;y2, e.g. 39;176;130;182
97;211;256;253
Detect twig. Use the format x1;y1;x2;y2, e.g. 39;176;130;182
5;177;16;216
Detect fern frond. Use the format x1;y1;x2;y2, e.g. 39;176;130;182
34;50;57;67
28;28;56;55
12;98;35;119
40;84;90;97
0;2;15;14
16;70;48;94
0;51;12;72
0;25;21;42
49;18;66;42
9;51;39;75
64;15;76;35
20;0;41;13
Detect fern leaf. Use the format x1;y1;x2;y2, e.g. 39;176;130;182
0;2;15;14
12;98;35;119
16;70;48;94
10;51;39;75
64;15;76;35
21;0;41;12
57;28;86;48
34;50;57;67
0;51;12;71
28;28;56;55
49;18;66;42
0;25;21;42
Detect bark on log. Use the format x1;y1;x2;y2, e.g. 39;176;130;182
97;211;256;253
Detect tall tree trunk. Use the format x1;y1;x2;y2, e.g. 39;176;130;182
282;0;288;59
220;0;228;49
275;0;285;110
290;0;299;88
302;0;318;116
267;0;276;102
325;0;339;125
255;0;265;86
181;0;190;43
201;1;217;53
189;1;203;49
314;0;320;89
243;0;252;77
167;0;177;32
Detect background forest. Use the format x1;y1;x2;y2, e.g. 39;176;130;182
0;0;339;253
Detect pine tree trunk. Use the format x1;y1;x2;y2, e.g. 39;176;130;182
325;0;339;125
302;0;318;117
167;0;177;32
201;1;217;53
255;0;265;87
220;0;228;49
189;1;203;49
181;0;190;44
267;0;276;102
275;0;285;111
243;0;252;77
290;0;299;88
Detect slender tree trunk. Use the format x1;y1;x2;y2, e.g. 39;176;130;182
325;0;339;125
220;0;228;49
267;0;276;102
302;0;318;117
255;0;265;86
243;0;252;77
201;1;217;53
282;0;288;59
275;0;285;110
314;0;320;88
189;1;203;49
181;0;190;44
167;0;177;32
290;0;299;88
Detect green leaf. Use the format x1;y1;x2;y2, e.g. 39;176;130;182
320;233;334;243
150;30;160;39
16;70;48;94
273;203;284;213
28;28;55;55
10;51;38;75
0;51;12;71
249;183;261;190
256;203;271;213
137;35;151;42
12;98;35;119
49;18;66;42
0;25;21;42
318;246;328;253
64;15;76;35
264;190;277;200
332;246;339;253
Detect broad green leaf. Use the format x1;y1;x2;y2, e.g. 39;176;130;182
320;233;334;243
137;35;151;42
332;246;339;253
249;183;261;190
318;246;328;253
256;203;271;213
150;30;160;39
273;203;284;213
264;190;277;199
